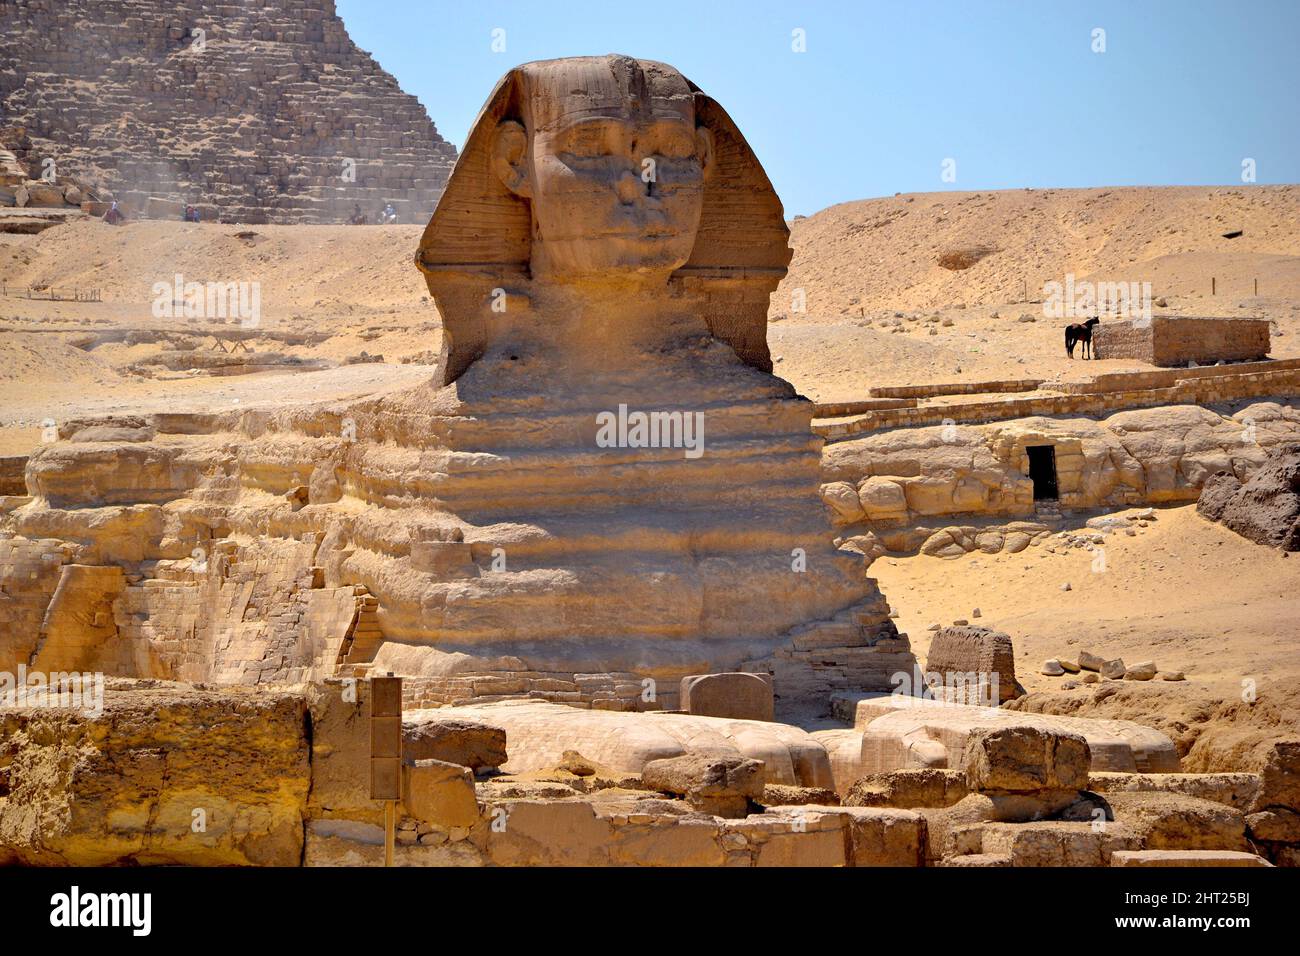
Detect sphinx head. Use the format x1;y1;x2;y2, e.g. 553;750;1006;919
493;57;713;282
418;55;790;384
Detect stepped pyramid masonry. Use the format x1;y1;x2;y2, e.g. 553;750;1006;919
0;0;457;223
0;55;913;716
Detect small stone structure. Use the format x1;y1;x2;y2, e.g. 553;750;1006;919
924;626;1024;703
680;672;775;721
1093;316;1270;367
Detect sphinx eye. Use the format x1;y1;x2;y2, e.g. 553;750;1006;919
654;131;697;160
562;126;614;158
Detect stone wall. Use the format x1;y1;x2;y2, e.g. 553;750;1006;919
1049;357;1300;394
820;399;1300;531
0;534;70;668
2;680;1293;866
868;378;1045;399
0;0;457;224
817;361;1300;440
1093;316;1271;366
1090;320;1151;363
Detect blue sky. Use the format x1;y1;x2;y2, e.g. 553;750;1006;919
337;0;1300;217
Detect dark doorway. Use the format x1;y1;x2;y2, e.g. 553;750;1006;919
1026;445;1059;500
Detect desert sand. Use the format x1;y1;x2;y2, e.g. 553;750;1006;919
873;502;1300;701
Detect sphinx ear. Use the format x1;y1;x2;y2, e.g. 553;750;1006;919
695;125;715;178
492;120;531;198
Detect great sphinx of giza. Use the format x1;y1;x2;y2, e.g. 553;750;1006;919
0;55;913;716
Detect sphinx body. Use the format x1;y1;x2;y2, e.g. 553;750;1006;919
0;57;912;715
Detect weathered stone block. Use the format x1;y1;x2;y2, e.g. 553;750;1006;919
1106;791;1248;851
679;672;774;722
0;684;309;866
642;753;764;818
403;717;507;771
963;725;1090;794
845;768;969;808
402;759;479;828
483;800;613;866
925;625;1024;702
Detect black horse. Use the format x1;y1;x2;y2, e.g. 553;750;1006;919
1065;316;1100;359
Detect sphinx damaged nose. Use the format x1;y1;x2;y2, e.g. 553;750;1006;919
616;171;643;205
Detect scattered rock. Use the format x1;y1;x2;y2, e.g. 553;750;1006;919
1078;651;1104;672
1041;659;1065;676
1125;661;1158;681
641;753;765;818
1100;659;1127;680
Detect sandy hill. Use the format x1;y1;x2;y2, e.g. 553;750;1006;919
777;185;1300;316
0;220;427;316
7;184;1298;318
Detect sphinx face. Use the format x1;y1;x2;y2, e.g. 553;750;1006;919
498;59;713;283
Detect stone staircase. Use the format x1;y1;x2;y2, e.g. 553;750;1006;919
337;585;381;675
745;597;917;719
1034;499;1064;523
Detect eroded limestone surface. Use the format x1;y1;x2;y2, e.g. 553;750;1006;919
0;683;309;866
822;401;1300;542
